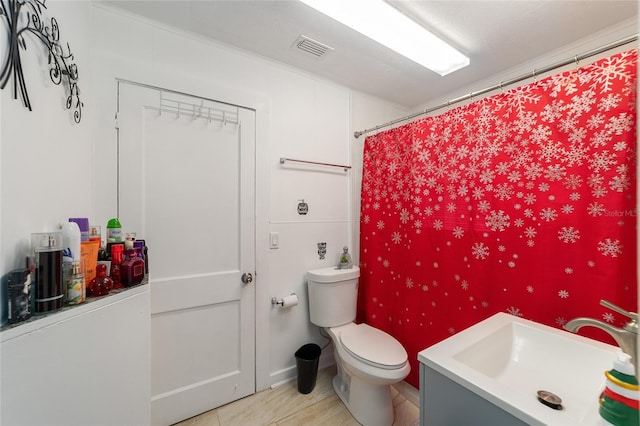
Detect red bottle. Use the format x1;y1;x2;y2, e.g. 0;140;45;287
110;244;124;289
121;249;145;286
89;263;114;297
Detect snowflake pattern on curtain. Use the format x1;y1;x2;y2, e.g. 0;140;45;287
359;49;637;387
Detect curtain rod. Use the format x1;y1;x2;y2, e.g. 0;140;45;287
354;34;638;139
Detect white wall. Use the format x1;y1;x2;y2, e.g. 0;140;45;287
0;1;94;274
0;1;98;419
89;3;363;390
418;17;639;117
1;1;404;401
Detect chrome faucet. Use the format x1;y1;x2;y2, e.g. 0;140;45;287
564;300;638;376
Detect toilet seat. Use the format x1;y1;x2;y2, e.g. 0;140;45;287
339;323;407;370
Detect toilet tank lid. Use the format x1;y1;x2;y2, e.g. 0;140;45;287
307;266;360;282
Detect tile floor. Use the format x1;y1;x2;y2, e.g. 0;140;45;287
175;365;419;426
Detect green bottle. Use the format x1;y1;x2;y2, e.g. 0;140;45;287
106;218;123;243
599;353;639;426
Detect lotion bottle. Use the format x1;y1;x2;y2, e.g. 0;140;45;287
66;261;85;305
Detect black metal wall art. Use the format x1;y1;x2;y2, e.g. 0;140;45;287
0;0;83;123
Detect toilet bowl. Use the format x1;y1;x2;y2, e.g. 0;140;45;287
327;323;410;425
306;267;410;426
328;323;410;385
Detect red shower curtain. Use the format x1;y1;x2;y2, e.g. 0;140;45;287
359;49;638;387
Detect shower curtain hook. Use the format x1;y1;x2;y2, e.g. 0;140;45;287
532;68;538;82
159;91;163;116
208;107;212;124
499;81;504;93
223;111;227;126
192;104;197;121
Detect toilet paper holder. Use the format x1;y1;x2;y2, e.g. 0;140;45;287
271;293;298;308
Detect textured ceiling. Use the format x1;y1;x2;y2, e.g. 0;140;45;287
100;0;638;108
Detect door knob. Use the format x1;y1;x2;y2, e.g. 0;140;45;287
241;272;253;284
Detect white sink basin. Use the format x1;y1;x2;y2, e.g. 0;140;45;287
418;312;621;425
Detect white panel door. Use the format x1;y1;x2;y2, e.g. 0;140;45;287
117;82;255;426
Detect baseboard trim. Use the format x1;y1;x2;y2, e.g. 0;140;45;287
269;347;336;389
268;351;418;408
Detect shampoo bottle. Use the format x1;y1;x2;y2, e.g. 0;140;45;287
599;352;639;426
106;218;123;243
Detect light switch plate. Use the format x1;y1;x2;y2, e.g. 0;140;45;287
270;232;279;249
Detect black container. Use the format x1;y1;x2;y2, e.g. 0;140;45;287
295;343;321;394
34;250;63;313
7;268;32;324
31;232;64;314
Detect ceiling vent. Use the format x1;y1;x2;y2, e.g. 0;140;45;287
292;35;335;58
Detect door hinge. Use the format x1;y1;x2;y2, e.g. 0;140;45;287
114;112;120;129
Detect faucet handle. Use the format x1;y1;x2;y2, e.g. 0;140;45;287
601;299;638;321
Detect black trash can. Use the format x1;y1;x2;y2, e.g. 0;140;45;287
295;343;321;394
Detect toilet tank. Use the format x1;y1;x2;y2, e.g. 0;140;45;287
307;266;360;327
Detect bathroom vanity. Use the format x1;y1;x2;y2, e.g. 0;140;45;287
418;313;620;426
420;365;529;425
0;285;150;425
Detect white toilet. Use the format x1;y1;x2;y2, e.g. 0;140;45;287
306;266;410;426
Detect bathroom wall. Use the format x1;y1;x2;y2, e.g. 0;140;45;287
89;3;365;389
0;1;94;276
0;1;407;396
419;17;639;118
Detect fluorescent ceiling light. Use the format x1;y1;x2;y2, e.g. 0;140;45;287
299;0;470;76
